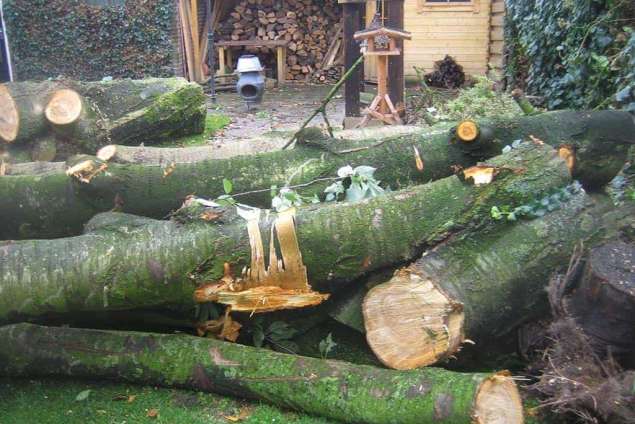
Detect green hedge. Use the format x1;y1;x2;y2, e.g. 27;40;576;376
3;0;178;81
506;0;635;111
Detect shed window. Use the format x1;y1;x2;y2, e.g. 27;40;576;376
418;0;479;13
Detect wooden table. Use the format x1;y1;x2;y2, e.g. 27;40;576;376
216;40;289;86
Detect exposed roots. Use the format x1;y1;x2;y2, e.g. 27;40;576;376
529;245;635;424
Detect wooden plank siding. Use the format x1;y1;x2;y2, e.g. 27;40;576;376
365;0;501;82
488;0;506;75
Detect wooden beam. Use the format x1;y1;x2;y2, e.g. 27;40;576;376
343;2;363;117
277;46;287;86
386;0;405;112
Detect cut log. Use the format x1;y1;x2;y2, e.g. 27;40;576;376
361;196;635;370
0;78;206;153
96;144;235;165
0;81;62;144
566;241;635;368
0;323;525;424
1;110;631;240
0;144;572;322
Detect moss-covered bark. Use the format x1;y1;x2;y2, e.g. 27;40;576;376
0;323;523;424
336;195;634;369
1;110;630;240
0;78;206;154
0;144;571;322
0;81;62;143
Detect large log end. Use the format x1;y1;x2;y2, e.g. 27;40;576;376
474;373;524;424
45;89;83;126
362;269;465;370
0;84;19;143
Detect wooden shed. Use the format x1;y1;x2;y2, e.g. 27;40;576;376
363;0;505;82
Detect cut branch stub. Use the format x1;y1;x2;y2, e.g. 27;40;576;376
0;85;19;143
363;269;465;370
456;119;479;143
45;89;83;126
194;208;329;314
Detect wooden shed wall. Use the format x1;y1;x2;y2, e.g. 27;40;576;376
365;0;502;81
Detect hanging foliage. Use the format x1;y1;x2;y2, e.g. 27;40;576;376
505;0;635;111
3;0;178;81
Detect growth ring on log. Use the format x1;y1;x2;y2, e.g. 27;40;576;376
363;269;465;370
473;373;524;424
45;89;83;126
0;85;19;143
456;120;479;142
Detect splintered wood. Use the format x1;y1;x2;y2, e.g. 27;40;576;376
195;208;329;313
65;159;108;183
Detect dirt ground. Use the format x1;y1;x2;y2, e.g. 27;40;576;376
210;83;345;149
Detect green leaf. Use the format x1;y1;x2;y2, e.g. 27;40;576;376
318;332;337;359
75;389;92;402
223;178;233;194
345;184;365;202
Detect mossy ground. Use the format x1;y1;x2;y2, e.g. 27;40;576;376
0;378;335;424
158;113;231;147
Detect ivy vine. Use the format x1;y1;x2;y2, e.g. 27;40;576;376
3;0;177;80
506;0;635;111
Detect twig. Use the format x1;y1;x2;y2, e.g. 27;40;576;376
282;55;365;150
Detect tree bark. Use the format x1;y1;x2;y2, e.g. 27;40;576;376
0;78;207;153
0;81;62;144
1;110;631;240
361;196;635;370
566;240;635;368
0;323;524;424
0;144;572;322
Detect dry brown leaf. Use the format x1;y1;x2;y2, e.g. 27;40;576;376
163;162;176;178
223;406;253;422
127;395;136;403
200;210;223;222
146;408;159;419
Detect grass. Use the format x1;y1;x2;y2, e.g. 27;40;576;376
0;378;336;424
157;113;231;147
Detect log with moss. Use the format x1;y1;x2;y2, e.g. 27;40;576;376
0;323;525;424
0;143;572;322
1;110;631;240
0;78;206;155
360;196;635;370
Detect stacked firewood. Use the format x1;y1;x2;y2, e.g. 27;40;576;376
218;0;343;82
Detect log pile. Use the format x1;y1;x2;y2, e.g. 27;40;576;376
425;55;466;89
0;78;206;165
218;0;343;82
1;106;634;423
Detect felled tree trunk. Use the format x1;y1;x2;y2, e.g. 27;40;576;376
361;197;635;370
0;144;571;322
0;78;206;153
0;81;62;144
566;241;635;368
0;323;525;424
1;110;631;239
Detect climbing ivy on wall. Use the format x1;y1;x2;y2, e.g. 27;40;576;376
3;0;178;81
505;0;635;111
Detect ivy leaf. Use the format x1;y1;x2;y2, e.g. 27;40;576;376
319;333;337;359
75;389;92;402
223;178;233;195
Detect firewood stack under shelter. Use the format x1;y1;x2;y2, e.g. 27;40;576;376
217;0;343;82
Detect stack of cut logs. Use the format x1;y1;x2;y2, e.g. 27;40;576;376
218;0;343;82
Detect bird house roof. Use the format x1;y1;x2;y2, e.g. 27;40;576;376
354;26;412;41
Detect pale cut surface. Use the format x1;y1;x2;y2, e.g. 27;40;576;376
363;270;465;370
474;374;525;424
456;119;479;142
0;85;19;142
45;89;82;125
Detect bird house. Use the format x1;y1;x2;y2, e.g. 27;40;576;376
353;26;411;56
354;25;411;127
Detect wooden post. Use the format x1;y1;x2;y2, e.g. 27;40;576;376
341;1;364;117
386;0;405;111
277;46;287;86
217;47;226;75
